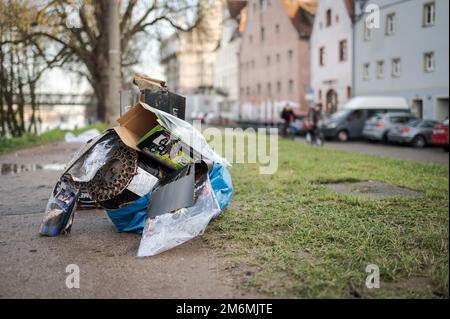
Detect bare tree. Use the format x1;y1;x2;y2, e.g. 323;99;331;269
0;0;68;136
12;0;203;123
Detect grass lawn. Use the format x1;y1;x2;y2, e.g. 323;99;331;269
205;137;449;298
0;123;109;154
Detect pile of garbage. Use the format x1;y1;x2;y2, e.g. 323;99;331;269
38;74;233;257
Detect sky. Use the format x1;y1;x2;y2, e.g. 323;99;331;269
40;42;165;94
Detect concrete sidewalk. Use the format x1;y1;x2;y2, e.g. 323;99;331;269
0;142;249;299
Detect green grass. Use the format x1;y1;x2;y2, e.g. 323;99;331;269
205;137;449;299
0;123;110;154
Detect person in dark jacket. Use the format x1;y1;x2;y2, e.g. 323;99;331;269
281;105;295;137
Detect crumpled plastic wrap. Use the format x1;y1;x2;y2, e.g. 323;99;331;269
142;103;230;168
137;175;221;257
67;134;121;183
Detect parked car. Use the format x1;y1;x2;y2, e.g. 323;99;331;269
387;119;440;148
363;113;418;143
432;119;449;151
323;96;410;142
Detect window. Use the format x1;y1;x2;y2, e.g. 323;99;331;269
364;24;371;41
288;79;294;93
376;60;385;79
349;110;363;120
260;0;268;10
339;40;347;62
257;83;261;95
386;13;396;36
423;2;436;27
326;9;332;27
319;47;326;66
336;14;340;24
267;83;272;96
288;49;293;61
261;27;265;42
276;53;280;62
392;58;401;77
277;81;282;93
246;87;250;96
363;63;370;80
347;86;352;99
249;34;253;44
424;52;435;72
267;55;271;65
275;24;280;33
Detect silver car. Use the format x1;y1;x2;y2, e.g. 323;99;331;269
387;119;440;148
363;112;417;143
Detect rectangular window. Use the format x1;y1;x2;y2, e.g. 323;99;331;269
276;53;280;63
392;58;401;77
339;40;347;62
424;52;435;72
275;24;280;33
260;0;268;10
288;49;293;61
423;2;436;27
376;60;385;79
288;80;294;93
267;83;272;96
277;81;282;93
261;27;265;42
267;55;271;65
364;24;371;41
319;47;326;66
257;83;261;95
363;63;370;80
326;9;332;27
386;13;396;35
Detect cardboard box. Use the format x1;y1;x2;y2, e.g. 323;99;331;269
114;102;160;152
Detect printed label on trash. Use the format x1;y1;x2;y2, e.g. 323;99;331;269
127;167;159;197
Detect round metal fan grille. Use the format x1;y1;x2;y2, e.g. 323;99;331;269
86;144;138;203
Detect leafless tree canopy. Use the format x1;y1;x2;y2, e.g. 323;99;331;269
1;0;202;127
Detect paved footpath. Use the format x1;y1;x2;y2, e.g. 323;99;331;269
0;142;253;299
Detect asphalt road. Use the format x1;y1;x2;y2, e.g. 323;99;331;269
0;142;255;299
297;138;449;164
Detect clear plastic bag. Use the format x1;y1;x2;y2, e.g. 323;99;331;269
137;175;221;257
67;133;121;183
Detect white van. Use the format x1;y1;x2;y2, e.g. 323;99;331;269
322;96;410;142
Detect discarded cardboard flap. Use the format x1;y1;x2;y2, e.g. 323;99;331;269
133;73;166;91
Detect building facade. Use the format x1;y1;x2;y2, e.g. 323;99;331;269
238;0;316;123
160;0;224;119
213;1;246;123
354;0;449;120
311;0;353;113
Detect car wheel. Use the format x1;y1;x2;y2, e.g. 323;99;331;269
412;135;426;149
337;130;349;142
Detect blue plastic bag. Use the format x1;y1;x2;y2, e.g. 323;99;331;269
209;164;233;211
107;193;151;234
106;163;232;234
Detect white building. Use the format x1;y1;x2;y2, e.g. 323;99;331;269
213;1;246;123
311;0;354;114
354;0;449;120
